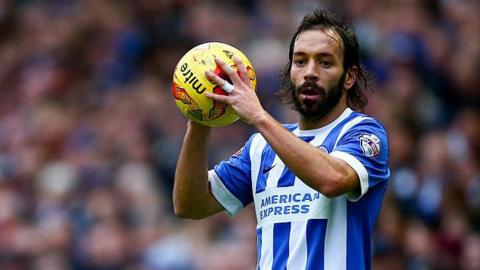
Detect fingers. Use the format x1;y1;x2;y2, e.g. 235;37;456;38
205;55;249;99
214;57;242;85
205;92;229;103
221;82;234;93
205;70;232;93
232;55;250;84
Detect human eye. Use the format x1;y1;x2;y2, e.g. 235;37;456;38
319;59;331;68
293;58;306;66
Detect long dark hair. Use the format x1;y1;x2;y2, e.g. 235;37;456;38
278;9;369;112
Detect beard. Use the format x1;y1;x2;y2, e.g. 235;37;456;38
289;73;345;120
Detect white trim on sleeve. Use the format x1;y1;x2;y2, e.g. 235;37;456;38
330;151;369;202
208;169;244;216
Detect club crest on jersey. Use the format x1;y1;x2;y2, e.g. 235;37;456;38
317;145;329;153
359;133;381;158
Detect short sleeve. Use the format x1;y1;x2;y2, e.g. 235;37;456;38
209;134;256;216
330;119;390;201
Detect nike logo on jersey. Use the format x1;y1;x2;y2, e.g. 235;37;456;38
263;164;276;174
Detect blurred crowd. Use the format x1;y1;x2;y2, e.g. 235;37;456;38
0;0;479;269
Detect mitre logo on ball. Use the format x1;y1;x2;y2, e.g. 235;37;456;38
172;42;257;127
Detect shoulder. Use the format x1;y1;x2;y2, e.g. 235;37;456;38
249;123;298;147
245;132;265;152
247;123;298;155
342;112;388;138
336;112;389;159
282;123;299;132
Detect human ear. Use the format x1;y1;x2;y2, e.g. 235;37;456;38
344;66;358;90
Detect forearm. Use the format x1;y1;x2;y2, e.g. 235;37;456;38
173;122;222;218
253;114;357;197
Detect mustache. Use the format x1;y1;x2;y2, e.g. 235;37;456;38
296;80;325;94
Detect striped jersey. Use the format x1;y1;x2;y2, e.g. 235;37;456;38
208;108;390;270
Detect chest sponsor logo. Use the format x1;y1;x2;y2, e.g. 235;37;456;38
259;192;320;219
254;186;331;226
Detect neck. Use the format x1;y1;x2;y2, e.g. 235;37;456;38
298;99;348;130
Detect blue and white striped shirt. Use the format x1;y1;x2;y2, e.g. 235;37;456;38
208;108;390;270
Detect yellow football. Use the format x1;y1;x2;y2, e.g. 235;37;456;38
172;42;256;127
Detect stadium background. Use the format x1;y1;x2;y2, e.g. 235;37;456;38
0;0;479;269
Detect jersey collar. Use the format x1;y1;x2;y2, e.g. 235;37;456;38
296;108;353;137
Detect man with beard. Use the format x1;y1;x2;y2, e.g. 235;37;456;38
173;9;390;270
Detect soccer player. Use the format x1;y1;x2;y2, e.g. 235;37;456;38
173;9;390;270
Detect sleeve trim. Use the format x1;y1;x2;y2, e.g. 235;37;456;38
334;116;370;148
208;170;244;216
330;151;369;202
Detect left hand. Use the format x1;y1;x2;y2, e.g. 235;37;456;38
205;56;267;125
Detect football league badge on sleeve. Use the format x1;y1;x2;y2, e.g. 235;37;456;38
359;134;381;158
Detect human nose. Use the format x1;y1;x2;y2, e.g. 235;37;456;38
303;60;318;81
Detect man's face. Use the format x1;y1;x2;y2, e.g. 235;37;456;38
289;29;346;120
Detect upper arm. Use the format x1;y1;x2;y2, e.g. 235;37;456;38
208;134;256;216
331;120;390;201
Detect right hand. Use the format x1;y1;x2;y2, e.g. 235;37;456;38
205;56;268;126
